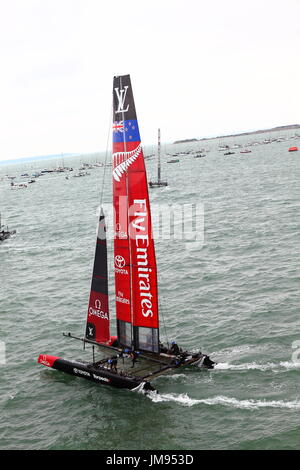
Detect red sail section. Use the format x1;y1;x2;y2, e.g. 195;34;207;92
113;142;132;325
112;75;159;352
85;210;110;344
128;160;159;330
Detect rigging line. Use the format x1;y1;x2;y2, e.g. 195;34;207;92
107;96;117;329
158;286;169;347
121;76;135;350
100;97;114;333
99;102;113;209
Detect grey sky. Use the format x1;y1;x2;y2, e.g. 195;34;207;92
0;0;299;161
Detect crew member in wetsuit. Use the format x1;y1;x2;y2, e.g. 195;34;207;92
171;354;186;367
170;341;180;355
109;357;118;372
159;341;168;353
118;348;130;364
130;350;140;368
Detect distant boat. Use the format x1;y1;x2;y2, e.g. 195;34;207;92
0;213;16;242
167;159;180;163
224;151;235;156
194;153;206;158
288;146;298;152
148;129;168;188
218;145;229;151
11;182;28;189
240;149;252;154
73;171;90;177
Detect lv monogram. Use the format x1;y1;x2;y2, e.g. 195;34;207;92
114;86;129;113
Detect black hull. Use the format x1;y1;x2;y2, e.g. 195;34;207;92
38;355;155;392
0;230;16;242
149;182;168;187
38;347;215;394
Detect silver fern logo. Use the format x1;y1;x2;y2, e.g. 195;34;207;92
112;144;142;181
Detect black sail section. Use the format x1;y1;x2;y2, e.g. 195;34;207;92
113;74;137;122
85;208;110;343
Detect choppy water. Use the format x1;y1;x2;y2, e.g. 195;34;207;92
0;130;299;450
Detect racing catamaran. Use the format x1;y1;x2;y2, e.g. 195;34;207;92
0;213;16;242
149;128;168;187
38;75;214;392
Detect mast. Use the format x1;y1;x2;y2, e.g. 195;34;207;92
148;128;167;187
112;75;160;353
112;76;133;349
157;128;161;184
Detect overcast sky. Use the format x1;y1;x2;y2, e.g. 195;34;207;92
0;0;299;161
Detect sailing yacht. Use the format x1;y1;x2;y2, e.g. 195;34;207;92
148;129;168;187
0;213;16;242
38;75;214;392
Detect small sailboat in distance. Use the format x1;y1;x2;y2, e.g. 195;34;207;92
0;213;16;242
149;129;168;188
37;75;214;393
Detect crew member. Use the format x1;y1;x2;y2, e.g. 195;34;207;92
118;348;130;364
109;356;118;372
130;350;140;368
170;341;180;355
159;341;168;353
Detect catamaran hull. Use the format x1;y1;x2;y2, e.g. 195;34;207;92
37;354;155;391
149;182;168;187
0;230;16;242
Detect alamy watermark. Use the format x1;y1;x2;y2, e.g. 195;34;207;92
99;199;204;250
0;340;6;365
291;340;300;365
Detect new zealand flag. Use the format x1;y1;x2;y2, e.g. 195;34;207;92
113;119;140;143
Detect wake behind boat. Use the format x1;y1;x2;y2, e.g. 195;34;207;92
38;75;215;393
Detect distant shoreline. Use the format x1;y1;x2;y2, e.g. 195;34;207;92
0;152;79;166
1;124;299;166
173;124;300;144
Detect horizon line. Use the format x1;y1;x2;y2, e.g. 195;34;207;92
1;123;299;166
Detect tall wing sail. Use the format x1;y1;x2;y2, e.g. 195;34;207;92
112;75;159;353
85;208;110;343
112;75;134;349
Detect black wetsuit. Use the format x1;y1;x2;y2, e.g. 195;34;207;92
170;343;180;355
130;351;139;368
110;357;118;372
159;343;168;353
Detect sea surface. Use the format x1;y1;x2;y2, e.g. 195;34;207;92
0;129;299;450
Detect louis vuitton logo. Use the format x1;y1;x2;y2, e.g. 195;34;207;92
114;86;129;114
